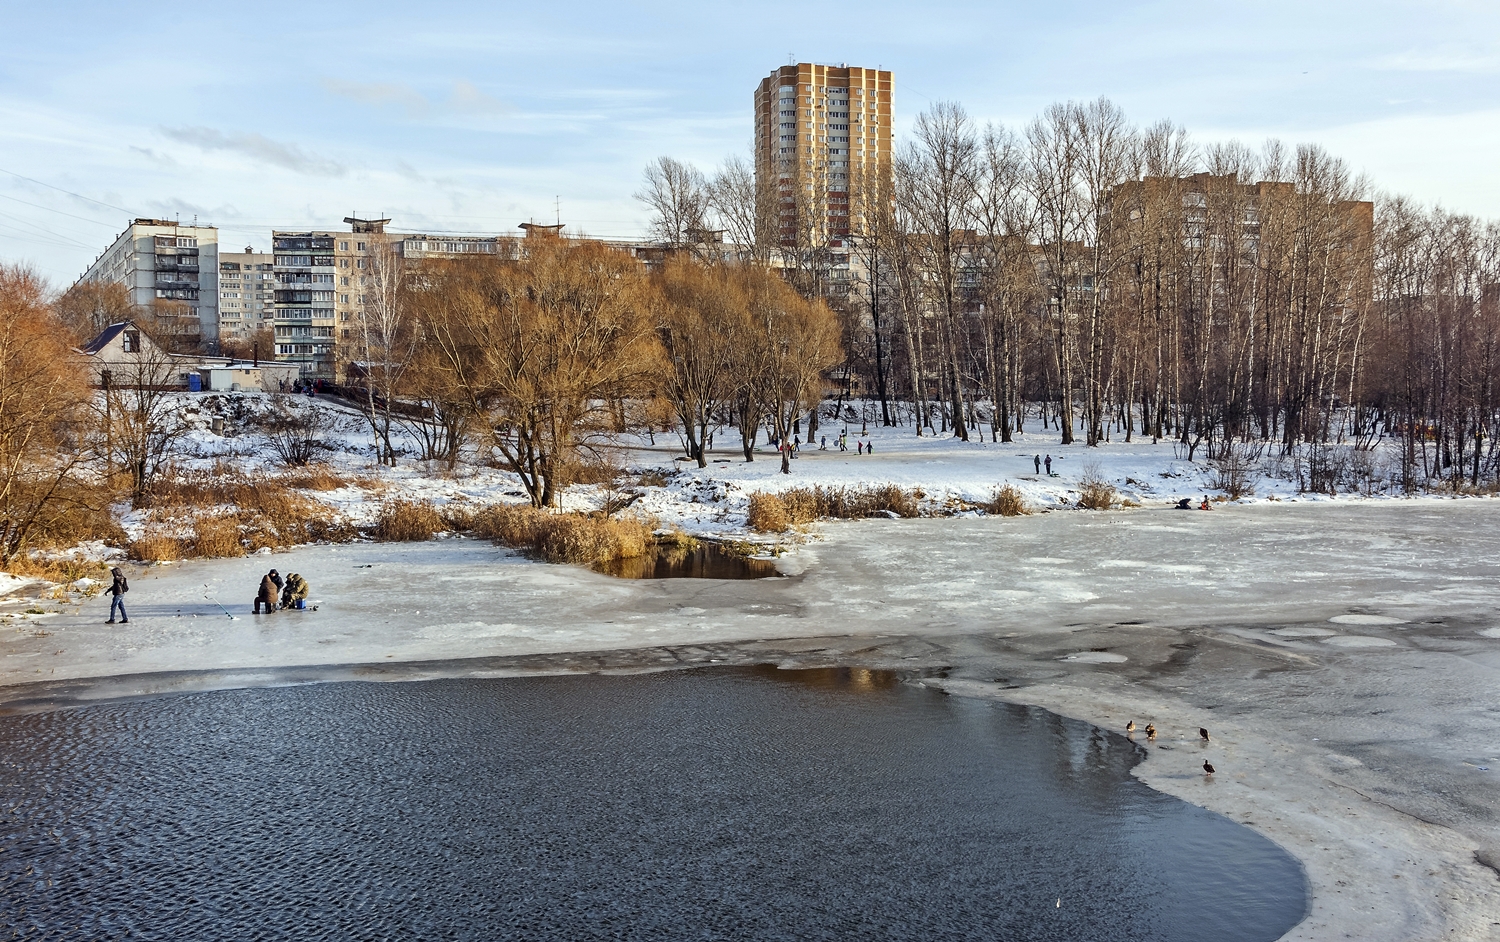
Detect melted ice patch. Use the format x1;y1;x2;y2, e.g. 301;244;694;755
1060;651;1129;663
1269;627;1337;638
1322;636;1398;648
1329;614;1407;626
1478;628;1500;639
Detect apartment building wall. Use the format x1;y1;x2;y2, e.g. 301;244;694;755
77;218;220;348
217;247;275;344
273;217;526;380
754;63;894;248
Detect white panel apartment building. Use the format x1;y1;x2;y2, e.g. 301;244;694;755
76;218;220;348
217;247;275;346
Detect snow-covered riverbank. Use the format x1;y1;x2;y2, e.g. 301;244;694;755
3;501;1498;940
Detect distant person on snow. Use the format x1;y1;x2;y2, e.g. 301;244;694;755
255;570;282;614
106;567;129;624
1175;497;1193;510
1199;495;1213;510
857;440;864;455
866;440;873;455
1034;455;1041;474
281;573;310;610
1044;454;1053;475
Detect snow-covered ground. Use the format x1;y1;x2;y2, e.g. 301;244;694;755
106;390;1451;546
3;501;1500;941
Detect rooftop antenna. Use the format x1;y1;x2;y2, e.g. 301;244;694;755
555;197;560;227
788;53;795;65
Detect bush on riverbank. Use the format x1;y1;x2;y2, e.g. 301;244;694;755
987;484;1031;516
748;485;921;532
126;466;357;560
373;500;446;541
1076;462;1117;510
470;504;653;564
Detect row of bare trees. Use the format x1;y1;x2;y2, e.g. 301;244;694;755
647;95;1500;490
350;236;843;505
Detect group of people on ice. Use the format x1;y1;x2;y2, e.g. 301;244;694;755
253;569;310;614
104;566;312;623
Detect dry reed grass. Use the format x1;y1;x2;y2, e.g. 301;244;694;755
468;503;652;564
4;555;109;585
373;500;446;542
192;516;246;558
986;484;1031;516
135;466;356;556
750;485;922;532
128;535;189;562
277;465;348;491
746;492;792;533
1076;462;1117;510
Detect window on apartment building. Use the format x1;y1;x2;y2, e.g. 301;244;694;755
356;242;366;251
356;259;365;269
340;294;350;304
340;259;349;268
340;277;350;286
340;241;349;251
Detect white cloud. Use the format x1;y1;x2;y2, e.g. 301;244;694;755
159;127;346;177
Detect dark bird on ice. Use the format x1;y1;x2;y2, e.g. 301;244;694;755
1145;724;1157;739
1126;721;1136;733
1203;760;1216;775
1199;727;1211;742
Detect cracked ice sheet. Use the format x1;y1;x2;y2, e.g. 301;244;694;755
5;501;1500;940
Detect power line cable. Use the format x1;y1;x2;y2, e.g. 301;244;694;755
0;192;122;228
0;168;136;215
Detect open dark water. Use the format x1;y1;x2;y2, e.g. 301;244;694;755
0;667;1306;941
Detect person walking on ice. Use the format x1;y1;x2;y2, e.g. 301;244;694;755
1034;454;1041;474
1044;454;1053;475
106;567;129;624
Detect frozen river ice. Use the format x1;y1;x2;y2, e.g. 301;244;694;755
2;501;1499;939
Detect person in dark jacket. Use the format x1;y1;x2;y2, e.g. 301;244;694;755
255;570;281;614
106;567;129;624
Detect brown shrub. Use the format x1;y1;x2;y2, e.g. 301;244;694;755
987;484;1030;517
439;503;476;532
466;503;650;565
5;555;108;584
470;503;547;545
278;465;348;491
374;500;446;542
532;513;650;564
769;485;920;524
128;535;188;562
747;492;791;532
1076;462;1117;510
779;488;819;524
193;517;246;558
144;467;355;549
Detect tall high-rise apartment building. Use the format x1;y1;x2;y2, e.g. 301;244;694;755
754;63;893;247
217;247;275;345
76;218;220;348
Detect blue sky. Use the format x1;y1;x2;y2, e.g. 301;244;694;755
2;1;1497;282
